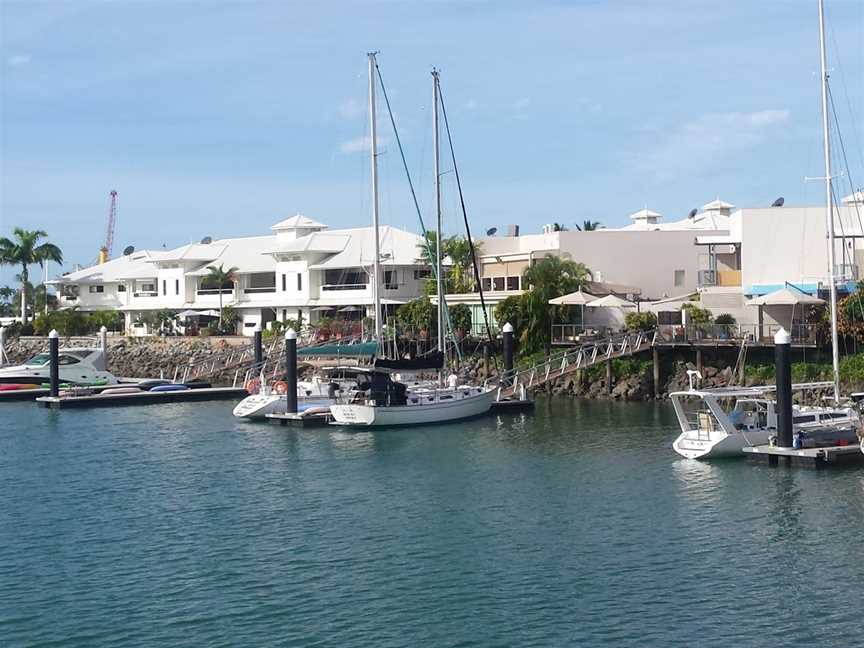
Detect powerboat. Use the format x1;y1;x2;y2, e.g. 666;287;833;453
329;368;498;427
671;379;858;460
0;347;118;386
232;371;355;420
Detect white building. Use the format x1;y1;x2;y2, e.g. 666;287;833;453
52;214;427;335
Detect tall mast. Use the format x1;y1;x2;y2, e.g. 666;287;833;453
432;69;445;374
368;52;383;342
818;0;840;403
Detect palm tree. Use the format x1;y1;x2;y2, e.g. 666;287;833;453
443;236;482;294
574;220;603;231
521;255;591;353
204;263;238;329
0;228;63;324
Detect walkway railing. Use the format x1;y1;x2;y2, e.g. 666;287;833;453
657;323;821;346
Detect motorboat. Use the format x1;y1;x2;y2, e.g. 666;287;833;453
232;371;355;420
671;379;859;460
329;368;498;427
0;347;118;386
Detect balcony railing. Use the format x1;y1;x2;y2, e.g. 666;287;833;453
133;291;158;298
322;283;368;291
243;287;276;294
657;323;821;346
196;288;234;295
834;264;859;281
697;270;717;287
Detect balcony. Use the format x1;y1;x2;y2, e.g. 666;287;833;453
133;291;158;298
322;283;368;292
697;270;717;287
243;287;276;294
657;323;821;347
834;264;859;281
196;288;234;296
698;269;741;288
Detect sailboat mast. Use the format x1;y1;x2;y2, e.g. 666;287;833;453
368;52;383;343
818;0;840;403
433;69;445;372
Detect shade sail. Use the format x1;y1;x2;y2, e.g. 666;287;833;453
297;342;378;357
747;286;825;306
549;289;596;306
587;294;637;308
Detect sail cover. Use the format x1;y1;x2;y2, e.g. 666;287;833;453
374;352;444;371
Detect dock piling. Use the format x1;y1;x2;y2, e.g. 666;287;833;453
49;329;59;397
502;322;514;385
285;328;298;414
606;358;612;395
652;347;661;399
254;326;263;366
775;328;793;448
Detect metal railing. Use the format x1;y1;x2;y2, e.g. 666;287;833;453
243;287;277;294
697;269;717;287
196;288;234;295
657;324;821;346
321;283;368;291
550;324;609;345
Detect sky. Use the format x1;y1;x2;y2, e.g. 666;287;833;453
1;0;863;283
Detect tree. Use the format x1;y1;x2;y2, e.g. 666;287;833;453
396;296;436;336
624;311;657;332
0;228;63;324
449;303;472;336
494;295;524;333
415;233;482;294
203;264;238;328
520;255;591;352
574;220;603;231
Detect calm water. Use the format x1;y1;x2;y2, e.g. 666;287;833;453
2;397;863;647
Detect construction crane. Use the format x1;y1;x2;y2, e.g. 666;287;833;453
98;190;118;264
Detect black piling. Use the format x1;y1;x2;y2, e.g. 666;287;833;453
49;330;59;398
285;328;298;414
775;328;793;448
254;327;263;366
502;323;514;384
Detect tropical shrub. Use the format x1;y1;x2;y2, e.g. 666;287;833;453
624;311;657;332
449;304;472;336
714;313;736;325
494;295;524;333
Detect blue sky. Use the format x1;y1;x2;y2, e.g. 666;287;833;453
1;0;863;282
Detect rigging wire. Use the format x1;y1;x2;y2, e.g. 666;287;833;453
436;80;496;349
373;62;460;361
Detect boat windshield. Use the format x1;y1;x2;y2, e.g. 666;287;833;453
728;399;769;430
24;353;51;366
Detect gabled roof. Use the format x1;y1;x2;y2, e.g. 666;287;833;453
308;225;424;269
629;208;662;220
155;242;226;263
186;235;279;276
51;251;161;284
271;213;328;231
701;198;735;210
263;232;350;256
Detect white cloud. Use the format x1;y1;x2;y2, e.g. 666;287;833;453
7;54;31;66
464;98;479;111
339;134;389;154
337;98;364;120
634;109;791;182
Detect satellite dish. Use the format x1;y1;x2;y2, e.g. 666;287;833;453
486;227;497;236
771;197;785;207
200;236;213;244
687;208;698;219
123;245;135;256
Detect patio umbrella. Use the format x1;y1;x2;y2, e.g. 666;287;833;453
199;309;221;317
746;285;825;334
310;306;336;312
587;294;637;309
338;306;363;312
176;310;200;318
549;289;596;332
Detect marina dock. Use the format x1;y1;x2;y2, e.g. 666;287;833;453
742;443;863;468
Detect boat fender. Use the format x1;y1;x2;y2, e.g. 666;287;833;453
273;381;288;395
245;378;260;394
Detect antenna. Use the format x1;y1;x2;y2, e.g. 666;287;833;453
122;245;135;256
200;236;213;244
486;227;497;236
771;197;785;207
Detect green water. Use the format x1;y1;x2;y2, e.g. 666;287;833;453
1;397;862;646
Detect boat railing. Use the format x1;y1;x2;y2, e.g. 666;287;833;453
681;409;722;440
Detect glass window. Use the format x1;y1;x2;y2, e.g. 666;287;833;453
414;268;431;280
481;278;492;291
674;270;685;287
57;355;81;366
493;277;505;291
162;280;167;295
88;285;104;293
506;276;520;291
175;279;179;295
282;274;286;291
384;270;398;290
25;353;51;366
117;284;126;292
297;273;303;291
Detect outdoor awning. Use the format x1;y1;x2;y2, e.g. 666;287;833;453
587;294;637;308
747;286;826;306
549;289;596;306
339;306;363;312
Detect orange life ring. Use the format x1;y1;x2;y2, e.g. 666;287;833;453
273;381;289;395
245;378;260;394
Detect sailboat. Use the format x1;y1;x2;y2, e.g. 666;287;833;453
329;56;497;427
673;0;860;460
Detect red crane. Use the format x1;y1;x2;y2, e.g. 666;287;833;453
102;190;118;260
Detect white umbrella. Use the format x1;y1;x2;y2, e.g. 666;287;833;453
548;289;596;306
176;309;200;318
746;286;825;306
199;309;220;317
587;294;637;309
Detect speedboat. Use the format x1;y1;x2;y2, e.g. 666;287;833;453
329;368;498;427
232;371;355;420
0;347;118;386
671;378;858;460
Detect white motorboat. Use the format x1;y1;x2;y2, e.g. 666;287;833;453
0;347;118;386
329;369;497;427
233;373;354;420
671;381;858;460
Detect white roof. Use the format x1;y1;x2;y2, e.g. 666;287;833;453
155;242;226;263
271;213;328;231
701;198;735;210
587;294;637;308
264;232;350;256
186;235;279;276
629;208;662;220
51;251;161;284
308;226;424;269
842;190;864;204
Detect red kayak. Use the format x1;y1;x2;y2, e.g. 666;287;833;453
0;384;40;391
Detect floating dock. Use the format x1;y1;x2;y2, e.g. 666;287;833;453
742;443;864;468
36;387;248;409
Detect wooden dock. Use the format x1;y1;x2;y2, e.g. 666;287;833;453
36;387;248;409
742;443;864;468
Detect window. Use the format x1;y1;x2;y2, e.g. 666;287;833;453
674;270;685;287
117;284;126;292
506;276;520;291
162;280;167;295
384;270;398;290
282;274;287;291
175;279;179;295
297;273;303;291
88;285;104;293
493;277;505;291
481;277;492;291
414;268;431;280
57;355;81;366
140;283;156;293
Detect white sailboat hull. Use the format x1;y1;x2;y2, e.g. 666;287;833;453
673;429;772;460
330;387;497;427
